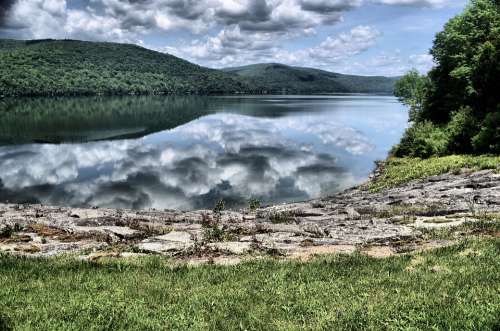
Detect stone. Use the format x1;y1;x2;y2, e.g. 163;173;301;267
345;207;361;219
73;226;140;239
137;241;191;253
208;242;252;255
136;231;194;254
154;231;192;243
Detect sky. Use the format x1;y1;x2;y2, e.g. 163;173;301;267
0;0;468;76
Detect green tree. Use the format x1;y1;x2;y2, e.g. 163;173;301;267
395;0;500;157
394;69;429;122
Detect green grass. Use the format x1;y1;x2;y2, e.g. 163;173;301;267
1;238;499;330
367;155;500;192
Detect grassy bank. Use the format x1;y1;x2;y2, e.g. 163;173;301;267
1;236;499;330
367;155;500;192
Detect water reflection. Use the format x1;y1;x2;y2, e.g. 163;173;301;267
0;96;212;144
0;95;408;210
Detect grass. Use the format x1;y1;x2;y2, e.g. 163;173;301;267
367;155;500;191
0;237;499;330
421;218;500;241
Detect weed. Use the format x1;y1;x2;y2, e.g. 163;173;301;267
213;199;225;216
201;199;235;243
0;225;14;239
268;210;295;224
248;198;261;211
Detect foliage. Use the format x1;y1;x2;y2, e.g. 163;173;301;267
367;155;500;191
0;238;499;330
395;0;500;156
472;110;500;153
0;40;398;97
248;198;261;211
394;69;430;122
392;121;449;157
224;63;397;94
202;199;231;243
0;39;255;97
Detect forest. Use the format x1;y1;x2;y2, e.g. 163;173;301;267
393;0;500;156
223;63;397;94
0;39;254;97
0;39;397;97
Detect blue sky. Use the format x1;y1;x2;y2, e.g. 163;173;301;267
0;0;467;75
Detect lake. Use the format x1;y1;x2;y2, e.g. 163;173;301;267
0;95;408;210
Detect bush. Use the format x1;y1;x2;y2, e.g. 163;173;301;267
472;111;500;153
446;107;477;154
392;121;449;158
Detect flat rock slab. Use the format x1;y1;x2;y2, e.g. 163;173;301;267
208;242;252;255
136;231;195;254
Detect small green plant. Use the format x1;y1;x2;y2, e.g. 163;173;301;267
268;210;294;224
0;225;14;239
201;199;234;242
202;226;227;243
213;199;225;216
248;198;261;211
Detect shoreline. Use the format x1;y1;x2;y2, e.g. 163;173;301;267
1;166;499;263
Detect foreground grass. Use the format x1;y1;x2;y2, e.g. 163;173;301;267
0;238;499;330
368;155;500;191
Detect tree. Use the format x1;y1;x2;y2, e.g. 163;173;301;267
395;0;500;156
394;69;429;122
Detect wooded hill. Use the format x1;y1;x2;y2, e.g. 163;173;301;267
0;39;396;97
224;63;397;94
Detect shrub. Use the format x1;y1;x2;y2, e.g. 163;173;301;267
472;111;500;153
445;107;477;154
392;121;449;158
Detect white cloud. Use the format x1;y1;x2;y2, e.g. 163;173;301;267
0;0;462;75
307;25;380;64
2;0;359;41
372;0;462;8
165;25;380;70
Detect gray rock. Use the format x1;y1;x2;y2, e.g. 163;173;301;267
208;242;252;255
154;231;192;243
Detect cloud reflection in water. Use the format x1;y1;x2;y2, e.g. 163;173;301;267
0;109;399;210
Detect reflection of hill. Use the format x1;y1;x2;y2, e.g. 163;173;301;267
0;96;212;144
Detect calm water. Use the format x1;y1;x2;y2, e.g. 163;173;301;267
0;95;408;210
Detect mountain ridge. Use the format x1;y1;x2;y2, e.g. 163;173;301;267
0;39;396;97
223;63;397;94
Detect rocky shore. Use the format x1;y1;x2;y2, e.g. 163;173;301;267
1;169;499;263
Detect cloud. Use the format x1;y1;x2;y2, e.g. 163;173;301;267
307;25;380;64
372;0;461;8
0;0;464;75
300;0;362;13
0;0;16;27
0;0;357;41
166;25;380;69
334;51;435;76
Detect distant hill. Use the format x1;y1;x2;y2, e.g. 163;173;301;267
223;63;397;94
0;39;397;97
0;39;253;97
